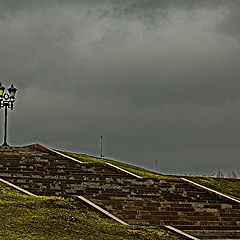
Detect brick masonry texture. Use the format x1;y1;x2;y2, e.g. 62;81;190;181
0;144;240;239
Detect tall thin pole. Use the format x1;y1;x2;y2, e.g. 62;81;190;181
155;160;158;172
3;105;8;146
100;135;103;158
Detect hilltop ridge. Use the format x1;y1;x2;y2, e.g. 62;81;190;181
0;144;240;239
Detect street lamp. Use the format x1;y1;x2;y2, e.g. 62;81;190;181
0;83;17;146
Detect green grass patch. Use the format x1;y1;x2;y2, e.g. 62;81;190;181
187;176;240;200
62;151;166;178
0;183;182;240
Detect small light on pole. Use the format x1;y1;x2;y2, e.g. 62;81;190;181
0;82;17;146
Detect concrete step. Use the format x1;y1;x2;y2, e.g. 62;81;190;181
175;225;240;230
184;229;240;238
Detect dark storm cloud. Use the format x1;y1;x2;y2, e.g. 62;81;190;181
0;0;240;176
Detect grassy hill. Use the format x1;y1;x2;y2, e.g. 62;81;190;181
1;147;240;239
0;182;183;240
187;176;240;200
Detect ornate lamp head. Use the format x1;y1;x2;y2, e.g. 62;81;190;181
7;84;17;99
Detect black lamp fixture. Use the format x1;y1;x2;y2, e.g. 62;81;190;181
0;82;17;146
8;84;17;99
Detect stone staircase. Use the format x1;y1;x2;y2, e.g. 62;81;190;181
0;144;240;239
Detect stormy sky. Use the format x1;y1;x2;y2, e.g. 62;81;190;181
0;0;240;176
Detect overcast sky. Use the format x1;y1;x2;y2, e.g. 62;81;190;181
0;0;240;176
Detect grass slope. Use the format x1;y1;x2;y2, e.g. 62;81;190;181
188;177;240;200
0;183;182;240
62;151;166;178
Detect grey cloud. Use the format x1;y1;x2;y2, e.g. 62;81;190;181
217;2;240;37
0;0;239;175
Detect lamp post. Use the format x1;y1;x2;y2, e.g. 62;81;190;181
0;83;17;146
100;135;104;158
